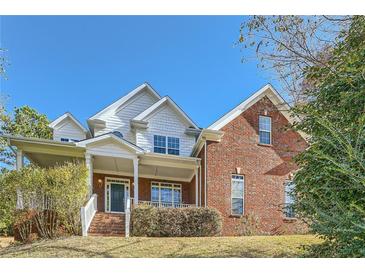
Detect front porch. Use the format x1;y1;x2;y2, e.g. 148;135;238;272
92;173;198;215
7;134;203;237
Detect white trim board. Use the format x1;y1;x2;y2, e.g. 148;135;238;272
77;133;144;154
94;169;194;183
208;84;292;131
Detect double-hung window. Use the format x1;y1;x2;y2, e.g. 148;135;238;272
154;135;180;155
151;182;182;207
167;137;180;155
259;115;272;145
231;175;244;215
154;135;167;154
284;181;295;218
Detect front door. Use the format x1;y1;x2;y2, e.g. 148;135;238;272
110;184;125;212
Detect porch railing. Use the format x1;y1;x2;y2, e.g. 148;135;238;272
137;200;196;208
81;194;97;237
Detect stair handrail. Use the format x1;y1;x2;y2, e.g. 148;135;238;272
81;194;98;237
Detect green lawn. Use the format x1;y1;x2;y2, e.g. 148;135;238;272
0;235;321;258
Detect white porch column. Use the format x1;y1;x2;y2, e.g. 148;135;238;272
133;157;139;206
16;149;23;170
16;149;24;209
195;166;199;207
85;153;93;198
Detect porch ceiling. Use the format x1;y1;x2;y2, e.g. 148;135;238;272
93;155;195;182
26;152;83;168
6;135;85;167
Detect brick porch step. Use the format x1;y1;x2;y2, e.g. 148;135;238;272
88;212;125;236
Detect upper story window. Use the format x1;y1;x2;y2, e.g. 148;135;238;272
231;174;244;216
167;137;180;155
284;181;295;218
259;115;272;145
154;135;167;154
154;135;180;156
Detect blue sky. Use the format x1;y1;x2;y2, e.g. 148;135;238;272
0;16;275;128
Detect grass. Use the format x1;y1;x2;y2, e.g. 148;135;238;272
0;234;322;258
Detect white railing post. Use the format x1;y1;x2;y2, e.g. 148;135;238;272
80;194;97;237
81;207;87;236
125;197;131;238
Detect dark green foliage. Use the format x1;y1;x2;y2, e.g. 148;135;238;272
292;16;365;257
131;205;222;237
0;105;52;169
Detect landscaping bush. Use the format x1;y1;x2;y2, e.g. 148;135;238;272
131;205;222;237
0;162;88;242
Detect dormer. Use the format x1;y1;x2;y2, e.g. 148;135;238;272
49;112;89;142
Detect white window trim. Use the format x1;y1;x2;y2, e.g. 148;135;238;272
259;115;272;145
231;174;245;216
153;135;180;155
151;181;182;205
104;177;130;213
153;135;167;154
284;180;296;219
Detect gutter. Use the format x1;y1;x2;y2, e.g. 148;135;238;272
1;134;83;149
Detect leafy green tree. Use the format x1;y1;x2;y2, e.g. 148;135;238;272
292;16;365;257
0;106;53;168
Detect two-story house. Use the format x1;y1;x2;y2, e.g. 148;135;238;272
6;82;307;236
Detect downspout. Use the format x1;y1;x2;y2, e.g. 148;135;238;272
204;139;207;207
199;159;202;207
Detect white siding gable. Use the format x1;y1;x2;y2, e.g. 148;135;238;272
86;139;136;159
136;105;196;156
53;117;86;141
95;91;158;143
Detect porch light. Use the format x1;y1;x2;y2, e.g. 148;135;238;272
97;179;103;187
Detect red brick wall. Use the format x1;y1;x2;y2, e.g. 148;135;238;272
93;173;194;211
206;96;308;236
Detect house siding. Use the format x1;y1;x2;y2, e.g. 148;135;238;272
206;96;308;236
94;91;158;143
53;118;86;141
136;105;196;156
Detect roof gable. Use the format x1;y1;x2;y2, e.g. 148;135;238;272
208;84;293;130
131;96;199;129
49;112;88;133
88;83;161;121
76;132;144;154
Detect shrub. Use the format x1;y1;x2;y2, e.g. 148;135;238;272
131;205;222;237
234;213;262;236
0;162;88;242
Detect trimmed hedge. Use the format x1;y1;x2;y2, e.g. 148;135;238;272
131;205;222;237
